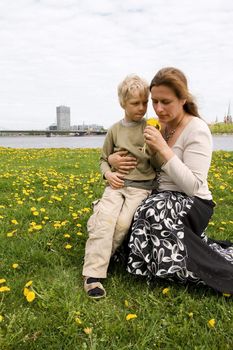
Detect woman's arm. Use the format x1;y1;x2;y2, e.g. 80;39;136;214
108;150;137;174
161;128;212;196
144;124;212;196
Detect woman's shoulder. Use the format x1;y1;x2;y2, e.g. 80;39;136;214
185;117;211;135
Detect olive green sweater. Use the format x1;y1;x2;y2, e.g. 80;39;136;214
100;119;156;188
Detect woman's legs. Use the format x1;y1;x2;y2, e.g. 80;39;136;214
127;191;233;293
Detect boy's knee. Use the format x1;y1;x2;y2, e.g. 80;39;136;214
115;216;131;234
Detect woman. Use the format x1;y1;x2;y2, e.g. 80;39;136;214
109;67;233;294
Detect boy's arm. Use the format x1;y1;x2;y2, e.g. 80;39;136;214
99;128;125;189
99;129;114;176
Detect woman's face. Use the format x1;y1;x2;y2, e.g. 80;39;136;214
151;85;186;124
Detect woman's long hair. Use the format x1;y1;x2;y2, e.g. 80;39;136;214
150;67;200;117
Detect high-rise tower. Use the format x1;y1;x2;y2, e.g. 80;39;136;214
56;106;71;130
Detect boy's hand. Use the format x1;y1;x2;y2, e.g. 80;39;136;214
105;171;125;189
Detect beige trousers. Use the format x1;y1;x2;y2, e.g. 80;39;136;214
82;186;151;278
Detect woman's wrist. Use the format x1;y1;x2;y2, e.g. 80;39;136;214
158;146;174;164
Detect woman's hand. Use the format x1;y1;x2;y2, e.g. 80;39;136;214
108;150;137;174
105;171;125;189
144;126;173;161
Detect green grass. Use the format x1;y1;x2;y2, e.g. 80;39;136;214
0;147;232;350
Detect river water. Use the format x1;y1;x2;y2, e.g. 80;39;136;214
0;134;232;151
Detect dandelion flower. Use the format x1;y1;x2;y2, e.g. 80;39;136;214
11;219;18;225
126;314;137;321
0;286;10;292
207;319;216;328
24;287;30;296
0;279;6;284
124;300;129;307
83;327;92;335
146;118;161;129
142;118;161;153
12;263;19;269
0;315;4;322
65;244;72;249
162;288;170;295
25;280;33;287
26;290;36;302
75;317;82;325
7;230;17;237
223;293;231;297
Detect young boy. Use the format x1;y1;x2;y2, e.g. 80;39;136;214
82;74;156;298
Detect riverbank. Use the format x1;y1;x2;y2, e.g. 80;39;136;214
209;122;233;134
0;134;233;150
0;148;232;349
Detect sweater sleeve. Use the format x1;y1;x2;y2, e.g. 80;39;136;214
99;128;115;176
161;126;212;196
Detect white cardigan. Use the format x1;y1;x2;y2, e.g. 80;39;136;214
158;117;213;200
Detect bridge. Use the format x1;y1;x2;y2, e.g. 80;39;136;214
0;130;107;137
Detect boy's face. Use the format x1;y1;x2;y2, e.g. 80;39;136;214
124;90;148;122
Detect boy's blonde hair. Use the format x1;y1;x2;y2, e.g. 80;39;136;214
118;74;149;108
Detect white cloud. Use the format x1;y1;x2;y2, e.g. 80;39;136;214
0;0;233;129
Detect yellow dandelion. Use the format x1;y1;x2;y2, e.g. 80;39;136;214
25;280;33;287
26;290;36;302
0;315;4;322
223;293;231;297
142;118;161;153
126;314;137;321
11;219;18;225
30;207;37;211
65;244;72;249
24;287;30;296
146;118;161;129
162;287;170;295
32;211;39;216
188;312;193;318
124;300;129;307
75;317;82;325
76;231;82;236
219;185;225;190
207;319;216;328
83;327;92;335
0;286;11;292
0;279;6;284
7;229;17;237
12;263;19;269
64;234;70;238
34;225;42;230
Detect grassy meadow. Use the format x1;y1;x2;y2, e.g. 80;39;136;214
0;147;233;350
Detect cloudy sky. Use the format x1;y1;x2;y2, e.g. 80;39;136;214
0;0;233;130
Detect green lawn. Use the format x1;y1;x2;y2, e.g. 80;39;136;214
0;147;232;350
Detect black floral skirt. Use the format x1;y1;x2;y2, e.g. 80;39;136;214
127;191;233;294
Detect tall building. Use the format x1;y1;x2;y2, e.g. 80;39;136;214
56;105;71;130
